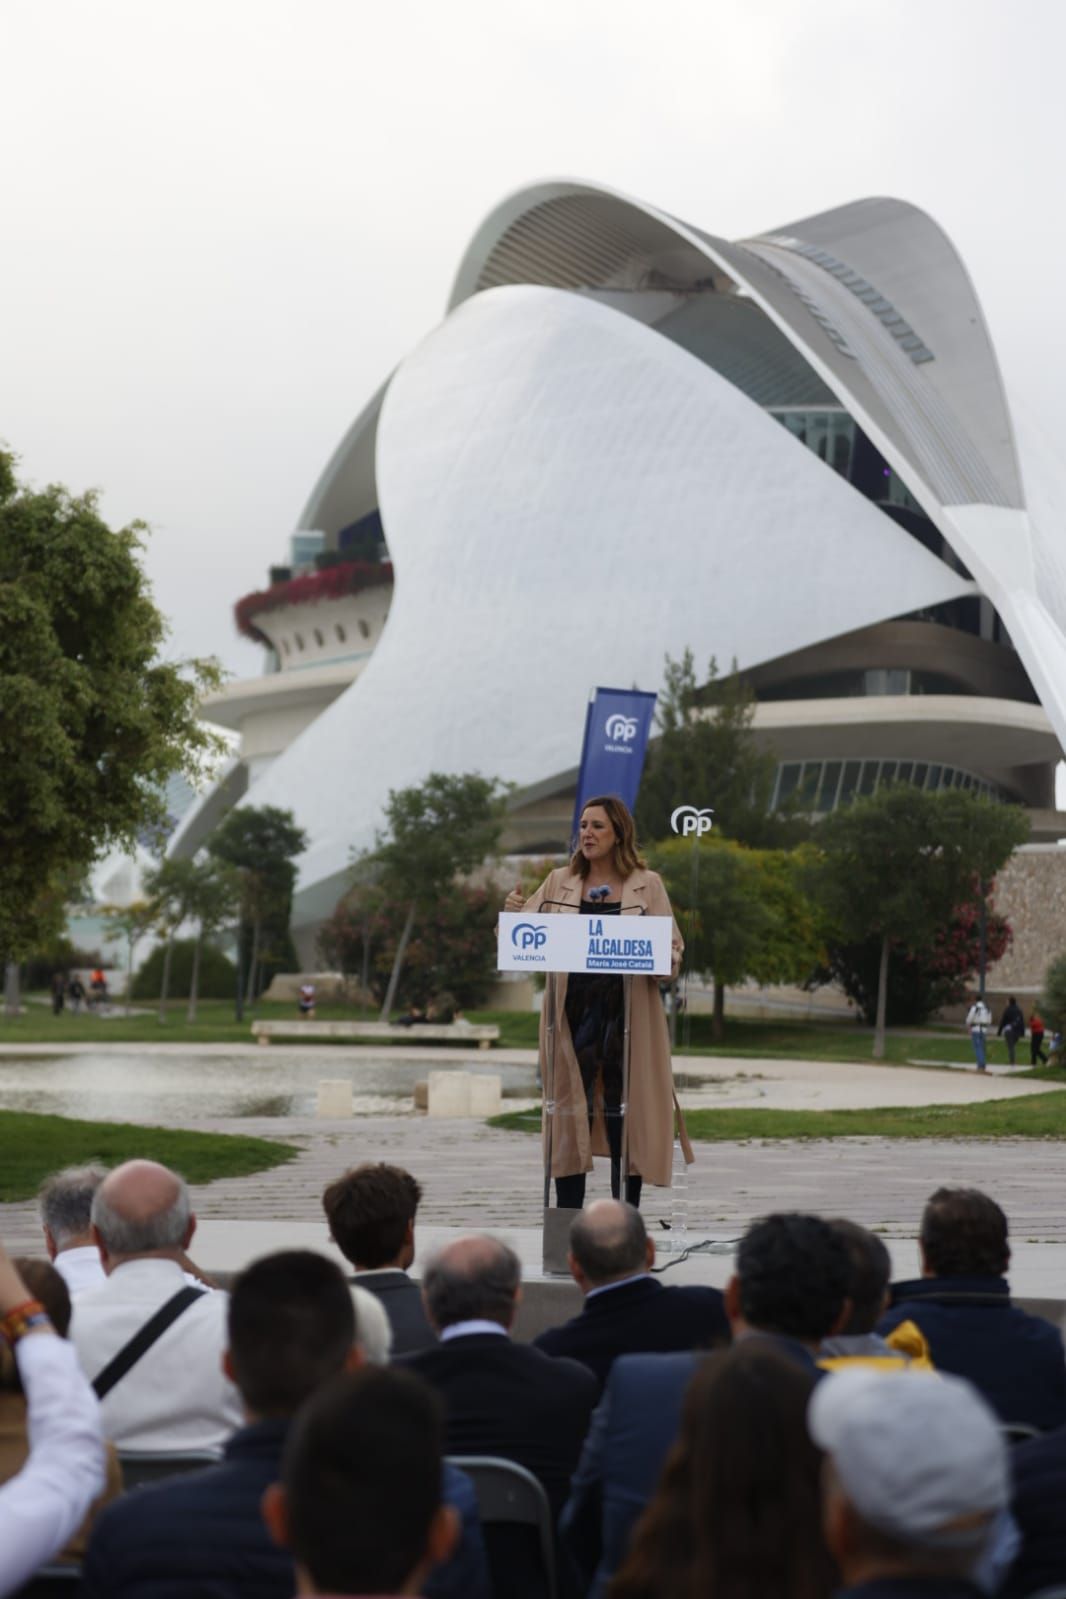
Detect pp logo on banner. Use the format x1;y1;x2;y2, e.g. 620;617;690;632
605;714;638;744
511;922;548;950
670;804;715;837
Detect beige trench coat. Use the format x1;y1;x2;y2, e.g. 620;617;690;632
523;866;694;1189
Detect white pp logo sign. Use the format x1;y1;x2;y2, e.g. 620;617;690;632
670;804;714;837
605;713;638;743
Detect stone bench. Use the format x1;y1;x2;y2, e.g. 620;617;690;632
252;1019;499;1048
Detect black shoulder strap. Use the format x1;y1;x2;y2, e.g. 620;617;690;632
92;1286;206;1400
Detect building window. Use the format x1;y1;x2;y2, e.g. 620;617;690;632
335;624;347;643
295;633;305;651
358;619;370;640
314;628;325;648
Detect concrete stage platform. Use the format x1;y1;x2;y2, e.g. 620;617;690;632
187;1220;1066;1341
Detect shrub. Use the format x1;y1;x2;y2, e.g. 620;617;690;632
131;939;237;1000
1041;953;1066;1034
23;942;103;991
822;900;1011;1025
320;884;499;1011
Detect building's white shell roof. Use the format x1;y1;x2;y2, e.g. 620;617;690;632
219;180;1066;931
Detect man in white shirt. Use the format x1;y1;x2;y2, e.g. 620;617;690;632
966;993;993;1071
0;1240;106;1595
39;1164;108;1297
71;1160;242;1453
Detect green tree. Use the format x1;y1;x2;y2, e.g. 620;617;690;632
649;835;823;1038
207;807;307;1016
807;787;1028;1058
0;450;221;965
143;857;199;1023
635;651;800;848
321;883;500;1010
368;772;508;1020
181;857;241;1023
102;900;157;1015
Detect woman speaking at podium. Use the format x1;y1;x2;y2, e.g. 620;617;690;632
504;794;692;1211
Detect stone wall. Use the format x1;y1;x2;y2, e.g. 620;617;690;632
987;845;1066;998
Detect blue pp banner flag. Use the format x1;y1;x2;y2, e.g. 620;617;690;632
571;687;658;843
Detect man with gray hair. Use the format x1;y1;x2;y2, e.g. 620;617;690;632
39;1164;108;1297
71;1159;242;1452
400;1234;597;1517
533;1199;728;1388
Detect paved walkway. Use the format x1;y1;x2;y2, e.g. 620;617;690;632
4;1046;1066;1293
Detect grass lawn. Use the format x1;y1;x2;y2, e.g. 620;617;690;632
489;1092;1066;1142
0;996;1007;1071
0;997;376;1047
0;1110;299;1202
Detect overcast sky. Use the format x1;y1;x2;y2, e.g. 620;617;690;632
3;0;1064;682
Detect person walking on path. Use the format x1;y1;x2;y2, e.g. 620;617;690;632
998;996;1025;1067
966;993;993;1071
1029;1009;1049;1066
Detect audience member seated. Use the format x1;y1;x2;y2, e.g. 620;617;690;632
820;1218;933;1372
811;1367;1008;1599
39;1164;109;1298
263;1368;459;1599
0;1259;121;1561
1000;1422;1066;1599
877;1187;1066;1429
533;1200;728;1389
82;1249;488;1599
610;1340;836;1599
401;1235;597;1517
322;1162;436;1355
561;1211;850;1599
71;1159;242;1450
0;1240;106;1595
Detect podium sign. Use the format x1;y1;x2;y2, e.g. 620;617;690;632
497;912;673;977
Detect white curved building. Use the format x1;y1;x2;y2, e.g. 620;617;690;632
184;180;1066;952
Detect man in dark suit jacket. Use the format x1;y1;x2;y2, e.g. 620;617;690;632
533;1199;728;1388
560;1212;850;1599
877;1187;1066;1431
322;1161;436;1355
81;1251;488;1599
401;1234;598;1517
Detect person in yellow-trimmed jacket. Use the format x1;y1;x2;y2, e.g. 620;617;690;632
818;1220;934;1373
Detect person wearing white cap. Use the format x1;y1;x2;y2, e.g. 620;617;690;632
809;1367;1008;1599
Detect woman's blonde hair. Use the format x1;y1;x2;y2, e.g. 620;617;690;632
569;794;645;880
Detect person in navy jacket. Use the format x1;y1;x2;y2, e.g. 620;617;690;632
877;1187;1066;1431
533;1199;728;1389
560;1212;850;1599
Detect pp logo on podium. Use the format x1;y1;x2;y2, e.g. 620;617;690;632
670;804;715;838
511;922;548;951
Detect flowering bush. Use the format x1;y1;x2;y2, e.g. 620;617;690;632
824;892;1012;1025
319;881;500;1011
235;561;394;644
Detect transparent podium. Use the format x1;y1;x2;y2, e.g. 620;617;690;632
496;910;675;1274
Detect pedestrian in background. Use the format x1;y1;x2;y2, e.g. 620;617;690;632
966;993;993;1071
1029;1009;1049;1066
998;996;1025;1066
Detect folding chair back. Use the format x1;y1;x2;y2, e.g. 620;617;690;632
447;1454;557;1599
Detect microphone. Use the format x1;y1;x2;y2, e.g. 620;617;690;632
587;885;611;903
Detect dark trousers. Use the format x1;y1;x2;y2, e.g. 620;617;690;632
1032;1032;1048;1065
555;1166;643;1209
